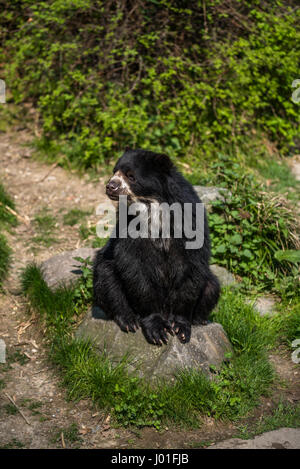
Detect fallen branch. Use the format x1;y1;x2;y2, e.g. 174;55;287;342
4;392;31;425
39;162;59;183
0;202;30;226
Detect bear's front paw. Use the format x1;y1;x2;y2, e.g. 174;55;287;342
114;313;139;333
171;316;191;344
141;314;174;346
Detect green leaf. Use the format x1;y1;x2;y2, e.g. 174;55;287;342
274;250;300;263
215;244;226;254
230;234;243;245
242;249;253;259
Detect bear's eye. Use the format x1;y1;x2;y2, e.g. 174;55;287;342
126;171;135;182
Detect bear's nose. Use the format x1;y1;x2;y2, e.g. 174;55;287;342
106;180;120;192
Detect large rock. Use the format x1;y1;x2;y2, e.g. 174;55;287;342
210;264;236;287
193;186;231;208
76;307;232;381
208;428;300;449
41;247;96;289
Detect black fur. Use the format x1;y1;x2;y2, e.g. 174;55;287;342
93;149;220;345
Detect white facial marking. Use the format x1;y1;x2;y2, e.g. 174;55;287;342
114;170;131;192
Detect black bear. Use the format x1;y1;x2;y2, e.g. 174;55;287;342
93;149;220;345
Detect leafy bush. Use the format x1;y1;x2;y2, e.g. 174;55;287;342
207;154;299;289
1;1;299;169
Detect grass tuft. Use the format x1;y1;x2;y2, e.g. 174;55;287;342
236;401;300;439
0;233;11;286
32;208;57;246
63;208;92;227
0;181;17;286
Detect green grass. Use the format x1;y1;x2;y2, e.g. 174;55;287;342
5;349;30;367
270;300;300;346
3;403;18;415
0;438;25;449
0;181;17;286
0;233;11;287
21;264;280;429
32;207;57;246
63;208;92;227
212;290;275;355
236;401;300;439
257;159;300;200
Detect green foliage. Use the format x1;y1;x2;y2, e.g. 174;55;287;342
73;256;93;309
274;250;300;263
0;181;17;286
0;439;25;449
271;300;300;346
208;154;299;290
21;263;77;338
1;1;299;169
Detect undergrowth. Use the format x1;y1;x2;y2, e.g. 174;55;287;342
199;154;300;294
0;181;17;286
1;1;299;169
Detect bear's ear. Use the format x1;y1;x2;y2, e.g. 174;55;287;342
154;153;173;172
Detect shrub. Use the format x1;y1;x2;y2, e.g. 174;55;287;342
207;154;300;289
1;1;299;169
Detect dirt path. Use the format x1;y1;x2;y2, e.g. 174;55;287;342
0;130;133;448
0;130;299;449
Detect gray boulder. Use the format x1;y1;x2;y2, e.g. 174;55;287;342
41;247;96;289
246;295;278;316
76;307;232;381
208;428;300;449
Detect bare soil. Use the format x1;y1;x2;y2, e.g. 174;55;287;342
0;129;299;449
